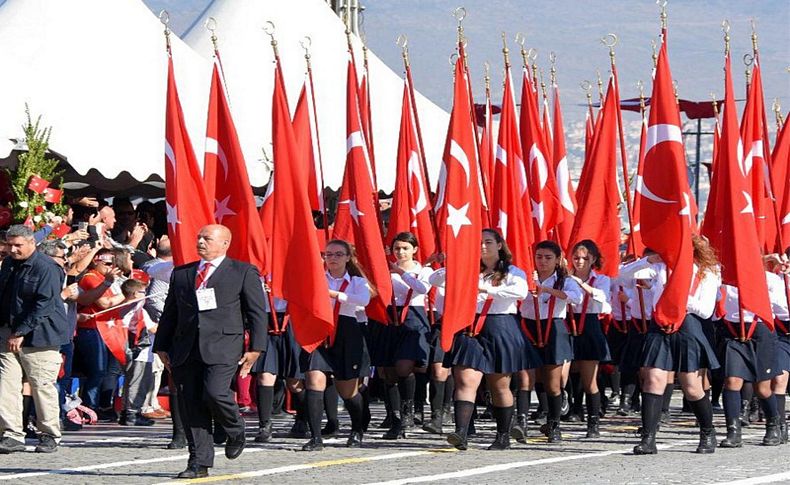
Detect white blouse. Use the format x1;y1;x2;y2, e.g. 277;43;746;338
767;272;789;321
391;262;433;307
610;273;632;321
569;270;611;314
326;272;371;318
429;265;529;314
521;272;583;320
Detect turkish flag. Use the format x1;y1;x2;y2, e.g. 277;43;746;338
95;306;130;366
293;79;325;215
27;175;49;194
568;77;621;277
385;80;436;262
541;98;554;168
490;68;534;271
434;54;483;351
637;39;694;329
333;59;392;323
203;60;268;273
772;115;790;252
270;59;335;352
359;70;376;181
551;84;577;254
701;120;723;243
478;91;496;224
43;187;63;204
709;53;773;324
519;69;562;241
629;117;648;256
163;56;214;266
740;60;776;253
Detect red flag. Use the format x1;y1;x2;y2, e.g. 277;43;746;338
478;84;496;223
270;58;335;352
203;60;268;273
293;81;325;214
541;97;554;167
385;80;436;262
435;56;483;351
630;116;648;256
773;117;790;252
551;83;577;253
333;59;392;323
740;60;776;252
95;307;129;366
520;69;562;240
359;68;378;189
568;77;621;277
43;187;62;204
27;175;49;194
637;39;694;328
711;53;773;323
163;56;214;266
258;175;274;266
491;68;534;270
702;117;723;241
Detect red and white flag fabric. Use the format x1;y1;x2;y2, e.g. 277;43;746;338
333;58;392;323
270;58;335;352
203;59;268;273
636;38;694;329
772;116;790;252
520;68;562;241
478;85;496;222
551;83;577;254
709;53;773;323
435;56;483;351
491;67;534;270
568;77;621;277
385;80;436;262
541;97;554;168
163;56;214;266
293;78;325;215
629;115;648;256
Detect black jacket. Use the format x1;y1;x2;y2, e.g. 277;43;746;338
153;257;268;367
0;250;70;348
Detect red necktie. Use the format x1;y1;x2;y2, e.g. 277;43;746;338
195;262;212;289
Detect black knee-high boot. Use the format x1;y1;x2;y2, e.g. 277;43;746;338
414;373;429;425
288;389;309;438
302;390;324;451
542;393;563;442
22;395;34;437
689;394;716;453
254;385;274;442
447;400;475;450
566;373;584;422
343;393;366;447
398;374;416;429
511;390;530;443
489;406;514;450
633;392;662;454
423;379;446;434
661;383;674;423
443;376;455;423
775;394;787;444
532;382;547;420
721;389;742;447
380;382;400;429
322;379;339;436
585;392;601;438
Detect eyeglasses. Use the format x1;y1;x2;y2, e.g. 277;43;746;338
323;252;348;258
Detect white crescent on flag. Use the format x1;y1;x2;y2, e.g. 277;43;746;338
555;157;575;213
636;175;675;204
205;137;228;180
165;141;176;171
529;144;548;189
407;150;428;216
742;140;763;176
645;123;683;154
450;140;471;188
741;191;754;215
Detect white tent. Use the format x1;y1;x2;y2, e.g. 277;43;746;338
0;0;211;194
183;0;450;192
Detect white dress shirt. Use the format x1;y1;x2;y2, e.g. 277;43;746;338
327;271;371;318
428;265;529;314
197;255;226;289
391;262;433;307
610;272;633;321
521;272;583;320
570;271;611;314
767;272;789;321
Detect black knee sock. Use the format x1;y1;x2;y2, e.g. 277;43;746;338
711;370;724;405
662;383;674;413
444;376;455;406
547;393;563;421
22;395;33;429
689;394;714;430
641;392;663;434
343;393;365;432
386;382;401;417
760;395;778;419
723;389;741;422
493;405;514;434
570;373;583;412
586;392;601;419
610;371;621;396
324;380;338;423
306;389;324;439
775;394;786;419
272;378;285;415
292;389;306;421
741;382;754;402
398;374;416;402
622;383;636;403
516;389;531;417
535;382;547;413
256;385;274;427
429;380;446;414
454;400;475;434
415;373;429;409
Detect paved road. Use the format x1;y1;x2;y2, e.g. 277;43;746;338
1;397;788;484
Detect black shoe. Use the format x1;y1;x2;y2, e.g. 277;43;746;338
62;420;83;432
382;417;405;440
529;409;547;422
633;430;657;455
720;418;742;448
254;421;272;443
780;418;788;444
34;434;58;453
177;464;208;479
166;436;187;449
321;419;339;438
659;410;671;425
0;437;26;454
120;412;155;427
414;407;424;426
467;420;477;437
225;433;245;459
510;414;528;444
379;413;394;429
422;411;444;435
586;416;600;439
560;390;570;417
301;437;323;451
739;400;751;427
346;431;363;448
617;395;634;417
696;428;716;454
447;431;468;450
288;419;310;439
487;432;510;450
96;409;118;423
443;403;454;424
763;416;781;446
545;420;562;443
401;400;416;429
213;426;227;445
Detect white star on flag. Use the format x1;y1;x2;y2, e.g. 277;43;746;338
339;199;365;224
214;195;236;223
498;210;508;239
446;202;472;238
740;191;754;215
166;202;181;233
532;200;545;228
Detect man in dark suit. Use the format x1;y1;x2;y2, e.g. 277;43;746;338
154;224;267;479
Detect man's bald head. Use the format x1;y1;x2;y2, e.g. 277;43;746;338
196;224;232;261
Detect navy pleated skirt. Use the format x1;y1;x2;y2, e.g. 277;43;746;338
367;319;392;367
717;321;780;381
777;333;790;373
427;318;445;364
390;306;431;367
300;315;371;380
640;314;720;372
618;325;647;375
606;320;629;364
251;314;303;379
569;314;611;362
522;318;573;366
443;314;540;374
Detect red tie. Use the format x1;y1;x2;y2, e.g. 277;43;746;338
195;262;212;289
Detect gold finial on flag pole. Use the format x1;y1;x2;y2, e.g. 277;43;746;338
549;51;557;86
637;80;646;114
396;34;409;69
453;7;467;48
672;80;679;104
773;98;784;129
159;10;171;52
596;69;604;101
743;53;754;85
515;32;528;68
484;61;491;91
263;21;277;57
657;0;667;30
501;32;511;68
710;92;719;118
601;33;618;67
300;36;312;69
651;39;658;68
722;20;731;56
529;49;539;86
581;80;593;111
205;17;219;52
539;69;548;100
750;19;758;54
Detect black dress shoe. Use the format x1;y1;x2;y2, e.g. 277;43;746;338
321;419;340;438
167;437;187;450
346;431;363;447
301;437;324;451
254;421;272;443
288;419;310;439
225;433;246;459
213;427;227;445
446;431;468;451
177;464;209;479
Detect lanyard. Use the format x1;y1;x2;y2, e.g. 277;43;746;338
468;297;494;337
521;293;557;348
327;279;350;347
568;276;596;336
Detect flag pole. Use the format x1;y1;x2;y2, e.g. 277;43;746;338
362;43;378;187
299;36;330;241
603;34;636;254
159;10;172;55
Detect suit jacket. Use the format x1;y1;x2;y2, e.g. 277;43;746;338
153;257;268;367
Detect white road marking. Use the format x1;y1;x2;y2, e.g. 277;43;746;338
709;472;790;485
